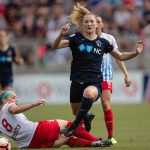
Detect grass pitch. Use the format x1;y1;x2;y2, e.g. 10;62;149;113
7;104;150;150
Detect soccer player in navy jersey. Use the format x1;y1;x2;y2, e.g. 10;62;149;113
0;30;23;91
53;3;144;137
67;15;132;144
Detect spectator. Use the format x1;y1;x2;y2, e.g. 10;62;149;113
0;0;147;70
17;35;35;66
46;3;67;44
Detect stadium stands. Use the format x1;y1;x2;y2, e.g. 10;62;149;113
0;0;149;72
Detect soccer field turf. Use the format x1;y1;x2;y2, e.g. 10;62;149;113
7;104;150;150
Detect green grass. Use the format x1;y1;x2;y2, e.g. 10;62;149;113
6;104;150;150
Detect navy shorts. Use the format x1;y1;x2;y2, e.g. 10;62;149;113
70;81;102;103
0;75;13;88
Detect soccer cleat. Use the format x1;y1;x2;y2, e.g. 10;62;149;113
83;113;95;131
64;123;77;137
91;140;112;147
59;129;66;134
108;137;118;144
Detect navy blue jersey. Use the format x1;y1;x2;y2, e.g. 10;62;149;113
68;32;114;83
0;46;16;76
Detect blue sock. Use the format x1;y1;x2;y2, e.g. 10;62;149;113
73;97;94;127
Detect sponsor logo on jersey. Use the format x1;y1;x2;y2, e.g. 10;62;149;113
0;56;12;62
93;48;102;54
12;124;21;140
0;56;6;62
78;44;102;55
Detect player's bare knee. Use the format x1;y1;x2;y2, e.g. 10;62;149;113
57;119;68;129
83;86;98;100
101;94;111;108
102;101;111;110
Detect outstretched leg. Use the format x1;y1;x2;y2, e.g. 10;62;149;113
54;119;111;148
67;137;111;147
71;102;95;131
64;86;98;137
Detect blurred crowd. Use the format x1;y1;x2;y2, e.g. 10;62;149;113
0;0;150;71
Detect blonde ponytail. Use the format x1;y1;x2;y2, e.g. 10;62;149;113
69;2;91;26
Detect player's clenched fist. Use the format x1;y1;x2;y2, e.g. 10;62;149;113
136;40;144;54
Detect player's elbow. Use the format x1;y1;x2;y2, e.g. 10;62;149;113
118;53;130;61
115;54;124;61
52;42;61;49
9;109;20;114
52;44;58;49
111;51;124;61
118;57;124;61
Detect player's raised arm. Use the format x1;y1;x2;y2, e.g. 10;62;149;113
52;23;71;49
111;41;144;61
8;99;46;114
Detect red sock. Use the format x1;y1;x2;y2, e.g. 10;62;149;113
67;121;98;141
67;136;92;147
104;109;114;138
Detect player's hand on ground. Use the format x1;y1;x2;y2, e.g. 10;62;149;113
125;75;132;87
61;23;71;36
136;40;144;54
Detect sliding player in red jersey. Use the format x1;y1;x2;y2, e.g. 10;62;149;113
0;90;111;148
